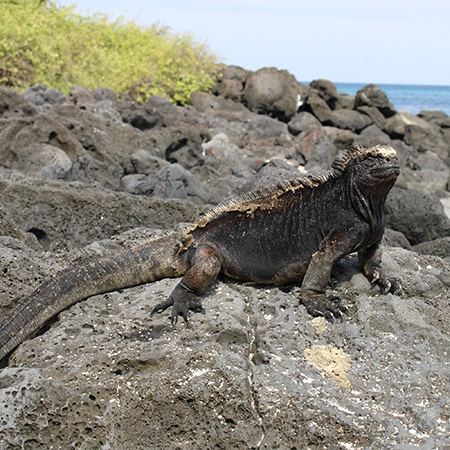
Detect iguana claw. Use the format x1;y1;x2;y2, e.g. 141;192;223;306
150;298;174;316
301;293;348;322
151;283;205;327
371;270;403;296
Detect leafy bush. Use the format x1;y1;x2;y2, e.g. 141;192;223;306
0;0;220;104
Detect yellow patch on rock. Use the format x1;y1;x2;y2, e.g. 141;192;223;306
310;316;328;335
304;345;352;389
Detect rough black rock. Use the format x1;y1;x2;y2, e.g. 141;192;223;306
288;111;322;136
385;187;450;245
214;65;248;101
355;84;396;117
243;67;302;121
22;84;66;112
310;78;339;108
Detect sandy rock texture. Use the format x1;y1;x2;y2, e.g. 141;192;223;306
0;66;449;448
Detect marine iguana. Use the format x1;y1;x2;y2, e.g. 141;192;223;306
0;144;401;361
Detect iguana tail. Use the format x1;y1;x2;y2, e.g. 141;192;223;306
0;231;189;361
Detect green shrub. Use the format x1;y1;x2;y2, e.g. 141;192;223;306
0;0;220;104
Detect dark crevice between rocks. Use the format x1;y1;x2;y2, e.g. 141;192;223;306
243;295;266;447
165;138;188;163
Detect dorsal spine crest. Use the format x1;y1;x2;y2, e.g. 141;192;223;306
196;144;397;229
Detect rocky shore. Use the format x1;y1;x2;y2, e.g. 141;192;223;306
0;66;449;448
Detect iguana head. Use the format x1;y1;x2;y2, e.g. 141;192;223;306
332;145;400;188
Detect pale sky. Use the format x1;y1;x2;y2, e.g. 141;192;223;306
58;0;450;86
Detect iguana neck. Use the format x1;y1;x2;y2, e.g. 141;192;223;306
348;173;393;233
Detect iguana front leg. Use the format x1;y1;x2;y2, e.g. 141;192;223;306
300;232;350;321
358;241;402;295
151;245;222;326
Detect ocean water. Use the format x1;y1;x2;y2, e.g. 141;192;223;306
335;82;450;116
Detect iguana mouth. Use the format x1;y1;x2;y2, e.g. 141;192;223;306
373;166;400;178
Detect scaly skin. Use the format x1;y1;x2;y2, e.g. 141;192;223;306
0;145;402;362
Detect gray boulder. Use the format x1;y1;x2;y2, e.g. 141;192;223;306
41;104;174;188
401;150;449;194
382;111;442;151
356;105;387;129
355;84;396;117
130;150;169;176
115;100;163;130
88;99;123;123
294;127;354;171
0;112;85;169
301;93;373;132
0;204;41;253
442;197;450;218
201;132;246;175
121;163;210;205
385;187;450;245
288;111;322;136
310;79;338;108
164;126;205;170
383;228;413;250
245;114;290;140
243;67;302;121
403;119;449;161
144;95;208;128
189;91;253;122
418;110;450;128
11;143;72;179
0;86;36;117
119;173;149;194
301;92;333;123
356;124;392;148
244;158;302;191
325;109;373;133
382;110;449;163
91;87;117;103
194;133;261;200
383;113;410;139
64;156;94;184
146;163;210;205
215;65;248;101
335;93;355;110
413;237;450;260
22;84;66;112
66;85;95;109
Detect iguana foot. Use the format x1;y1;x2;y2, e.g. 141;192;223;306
301;292;348;322
371;270;403;296
151;283;205;327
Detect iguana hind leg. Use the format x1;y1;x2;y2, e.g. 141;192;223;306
151;245;222;326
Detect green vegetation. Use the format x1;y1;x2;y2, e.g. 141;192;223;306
0;0;220;104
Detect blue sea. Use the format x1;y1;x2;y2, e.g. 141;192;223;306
335;83;450;116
